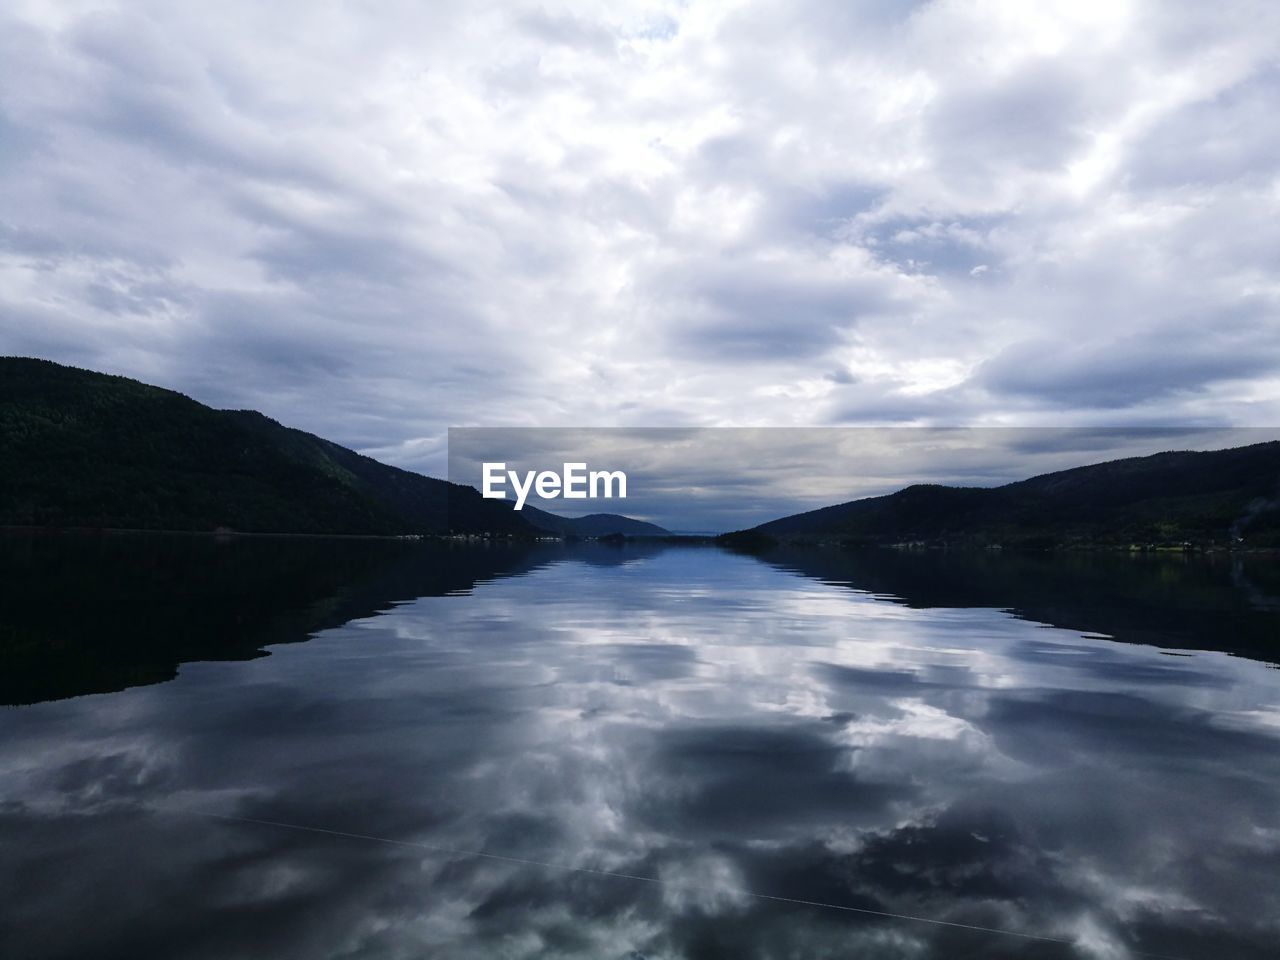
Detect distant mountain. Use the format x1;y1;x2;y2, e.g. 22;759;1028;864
722;442;1280;549
522;506;670;538
0;357;530;535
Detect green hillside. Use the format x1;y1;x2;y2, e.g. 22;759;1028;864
723;442;1280;550
0;357;529;535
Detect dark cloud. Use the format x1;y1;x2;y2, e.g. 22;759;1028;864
926;58;1095;183
1127;65;1280;190
978;322;1280;409
858;214;999;276
656;257;893;361
1;0;1278;468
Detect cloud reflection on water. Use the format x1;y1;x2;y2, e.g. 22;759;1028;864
1;544;1278;959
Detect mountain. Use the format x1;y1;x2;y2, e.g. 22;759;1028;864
522;506;670;538
722;441;1280;549
0;357;533;535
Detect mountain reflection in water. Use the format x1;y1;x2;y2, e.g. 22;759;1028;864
1;533;1278;959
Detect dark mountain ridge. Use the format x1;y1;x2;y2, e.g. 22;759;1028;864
522;505;669;538
0;358;662;537
723;441;1280;550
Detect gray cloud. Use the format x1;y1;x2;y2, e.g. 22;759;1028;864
979;309;1280;409
1;0;1278;479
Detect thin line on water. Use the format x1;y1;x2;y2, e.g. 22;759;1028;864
158;808;1192;960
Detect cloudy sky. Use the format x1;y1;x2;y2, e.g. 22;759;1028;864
2;0;1279;480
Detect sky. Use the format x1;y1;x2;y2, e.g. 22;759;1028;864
2;0;1279;487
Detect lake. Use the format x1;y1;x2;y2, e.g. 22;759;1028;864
2;533;1278;959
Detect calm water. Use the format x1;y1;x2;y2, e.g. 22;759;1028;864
2;534;1279;959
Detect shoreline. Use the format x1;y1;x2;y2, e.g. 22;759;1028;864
0;525;719;545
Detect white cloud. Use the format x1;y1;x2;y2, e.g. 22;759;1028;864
1;0;1278;475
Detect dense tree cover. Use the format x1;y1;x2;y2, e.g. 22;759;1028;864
725;441;1280;549
0;358;528;535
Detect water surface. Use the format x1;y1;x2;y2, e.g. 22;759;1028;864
2;534;1278;959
